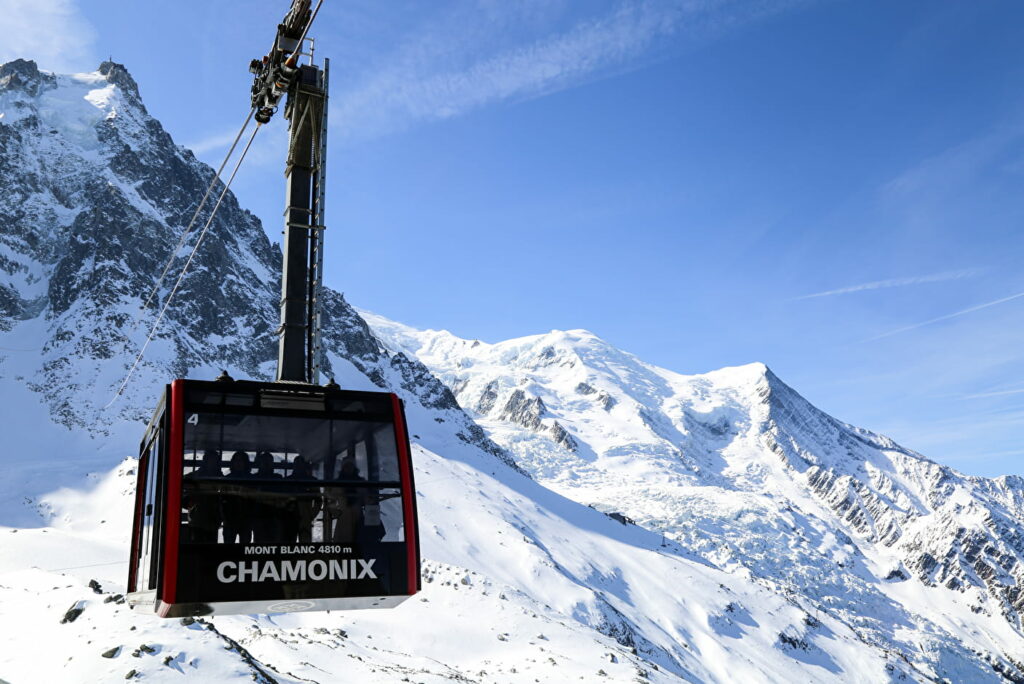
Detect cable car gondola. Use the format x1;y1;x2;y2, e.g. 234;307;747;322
127;379;419;617
125;1;421;617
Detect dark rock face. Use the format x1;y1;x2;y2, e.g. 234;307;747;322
0;59;55;96
485;388;576;452
499;390;545;430
0;59;517;471
548;421;578;452
575;382;596;395
61;602;84;623
97;61;142;102
476;380;500;414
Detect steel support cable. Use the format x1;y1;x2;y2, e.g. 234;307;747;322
105;123;263;408
138;108;256;315
38;559;127;572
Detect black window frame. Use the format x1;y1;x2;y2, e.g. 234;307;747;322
131;389;170;593
175;383;408;548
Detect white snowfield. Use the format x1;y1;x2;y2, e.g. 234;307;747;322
1;58;1023;682
0;416;895;684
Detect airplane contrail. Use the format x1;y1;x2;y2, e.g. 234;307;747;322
865;290;1024;342
961;388;1024;400
795;269;980;300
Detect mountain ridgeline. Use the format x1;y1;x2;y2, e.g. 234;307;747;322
364;314;1024;677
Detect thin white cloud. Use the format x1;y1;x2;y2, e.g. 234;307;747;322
184;129;244;156
0;0;96;72
865;290;1024;342
796;268;982;300
331;0;810;142
961;388;1024;400
885;125;1024;199
183;116;289;171
187;1;811;155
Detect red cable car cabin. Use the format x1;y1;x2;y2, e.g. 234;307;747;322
126;378;420;617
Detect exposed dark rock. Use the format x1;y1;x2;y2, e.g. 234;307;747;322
61;602;84;623
201;620;280;683
98;61;143;103
608;512;634;526
500;390;545;430
0;59;55;96
884;567;908;581
548;421;578;452
477;380;500;414
777;632;809;651
575;382;596;395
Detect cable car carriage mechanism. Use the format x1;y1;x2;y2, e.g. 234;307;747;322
126;0;420;617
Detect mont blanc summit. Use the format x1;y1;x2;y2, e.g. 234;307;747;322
363;313;1024;679
1;59;1023;682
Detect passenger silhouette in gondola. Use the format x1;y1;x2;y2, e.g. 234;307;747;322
251;451;284;543
221;451;254;544
184;449;223;543
284;455;322;543
330;457;366;543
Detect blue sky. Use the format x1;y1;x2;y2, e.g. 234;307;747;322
3;0;1023;477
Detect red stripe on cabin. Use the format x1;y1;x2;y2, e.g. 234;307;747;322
391;394;419;595
160;379;186;606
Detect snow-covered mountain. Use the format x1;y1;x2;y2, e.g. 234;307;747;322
0;58;1022;682
362;315;1024;680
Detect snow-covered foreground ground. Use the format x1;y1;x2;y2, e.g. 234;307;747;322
0;417;895;683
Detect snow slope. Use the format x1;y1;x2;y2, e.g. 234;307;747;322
1;425;911;683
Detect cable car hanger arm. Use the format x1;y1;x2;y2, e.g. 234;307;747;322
249;0;325;124
248;0;330;385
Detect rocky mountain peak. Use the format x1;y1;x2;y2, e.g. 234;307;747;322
0;59;54;96
0;60;517;475
97;60;142;102
361;313;1024;671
